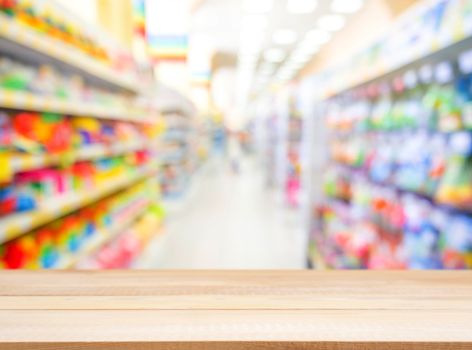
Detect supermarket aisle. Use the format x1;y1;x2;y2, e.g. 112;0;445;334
139;157;307;269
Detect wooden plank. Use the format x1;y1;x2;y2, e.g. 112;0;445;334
3;342;471;350
0;271;471;349
0;309;471;342
1;270;470;292
1;294;471;310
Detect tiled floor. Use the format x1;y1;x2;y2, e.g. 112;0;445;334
138;156;307;269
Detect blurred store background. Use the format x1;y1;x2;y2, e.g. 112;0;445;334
0;0;471;269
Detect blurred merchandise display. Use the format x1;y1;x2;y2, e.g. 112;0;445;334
159;111;203;198
0;179;163;269
0;57;137;110
315;0;472;98
77;203;165;269
0;0;136;74
285;100;302;208
0;0;169;269
311;9;472;269
0;109;163;266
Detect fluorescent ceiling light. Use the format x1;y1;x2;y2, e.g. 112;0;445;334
318;14;345;31
304;29;331;45
243;0;273;14
287;0;317;14
272;29;298;45
331;0;364;13
264;48;286;62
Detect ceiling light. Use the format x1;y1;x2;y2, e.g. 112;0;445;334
263;48;286;62
287;0;317;14
272;29;298;45
243;0;273;14
331;0;364;13
318;14;345;31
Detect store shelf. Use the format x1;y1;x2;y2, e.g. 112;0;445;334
315;0;472;99
332;161;472;215
0;89;153;123
57;199;152;269
11;140;147;173
0;164;158;244
0;13;140;93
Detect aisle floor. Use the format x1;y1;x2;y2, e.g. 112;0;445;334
139;156;307;269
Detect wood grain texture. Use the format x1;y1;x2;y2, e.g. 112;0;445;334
0;270;471;349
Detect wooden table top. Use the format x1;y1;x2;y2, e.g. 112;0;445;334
0;270;471;349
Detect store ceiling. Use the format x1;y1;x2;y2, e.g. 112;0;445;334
188;0;365;108
190;0;350;56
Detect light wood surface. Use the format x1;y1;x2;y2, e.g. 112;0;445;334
0;270;471;349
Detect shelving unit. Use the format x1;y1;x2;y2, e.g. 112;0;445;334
316;0;472;99
0;164;158;244
57;198;151;269
159;112;196;198
11;140;147;173
308;0;472;270
0;13;140;93
0;89;154;123
0;1;165;269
